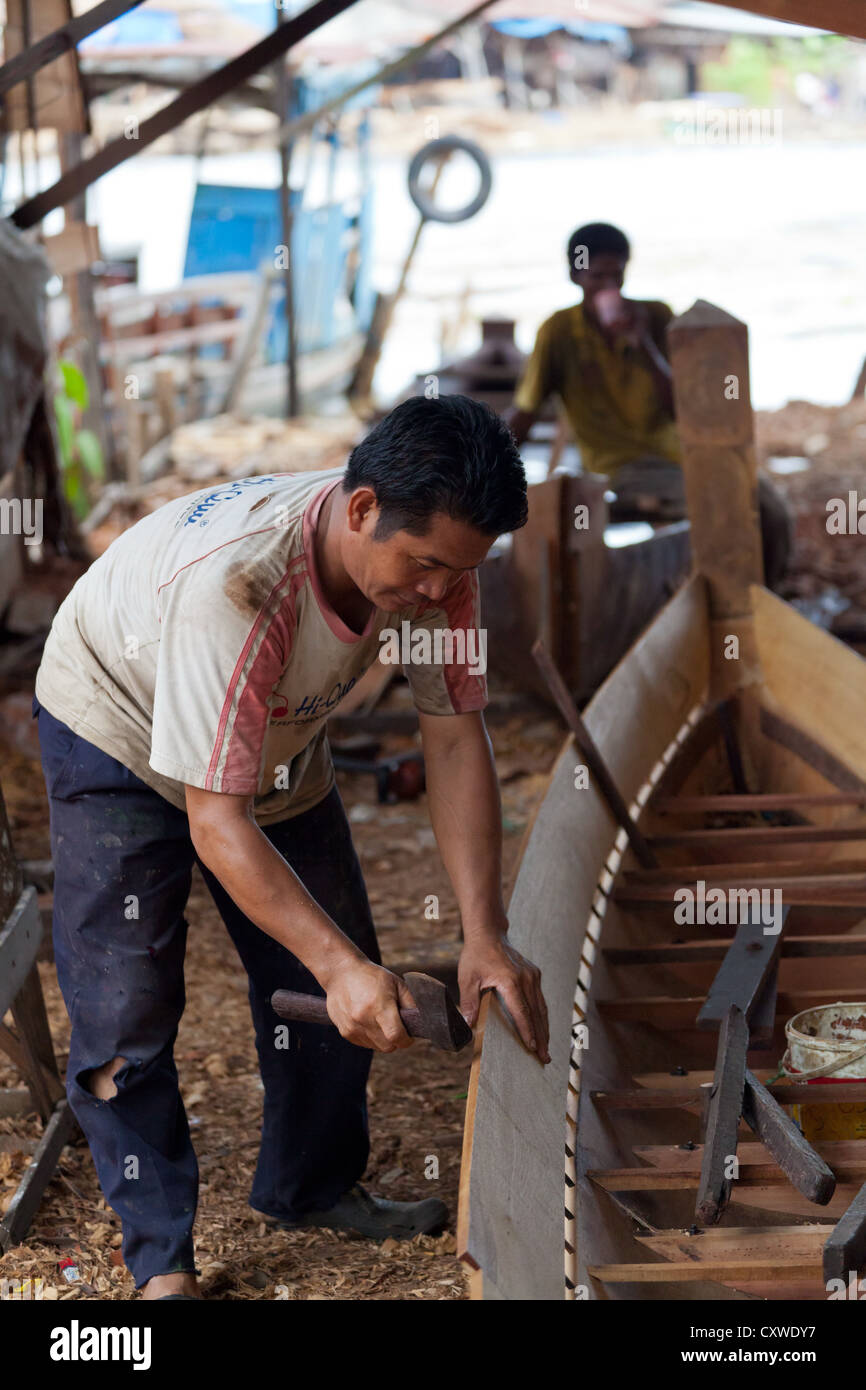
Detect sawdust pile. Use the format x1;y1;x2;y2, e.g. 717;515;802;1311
0;686;560;1301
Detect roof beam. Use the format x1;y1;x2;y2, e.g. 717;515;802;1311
706;0;866;41
10;0;362;229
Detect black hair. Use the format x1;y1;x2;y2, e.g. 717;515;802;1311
343;394;528;539
567;222;630;269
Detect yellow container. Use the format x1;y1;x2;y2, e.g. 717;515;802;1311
784;1003;866;1142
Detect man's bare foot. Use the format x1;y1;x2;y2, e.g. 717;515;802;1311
140;1272;201;1301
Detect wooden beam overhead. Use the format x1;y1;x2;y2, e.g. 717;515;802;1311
707;0;866;42
10;0;364;228
0;0;145;99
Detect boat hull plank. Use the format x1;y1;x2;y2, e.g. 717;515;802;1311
458;577;711;1300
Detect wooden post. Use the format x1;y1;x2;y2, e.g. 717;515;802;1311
668;300;765;771
273;20;299;421
668;300;763;620
60;132;115;478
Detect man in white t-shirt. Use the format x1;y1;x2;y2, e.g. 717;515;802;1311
34;393;549;1301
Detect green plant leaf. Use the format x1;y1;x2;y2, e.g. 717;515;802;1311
59;360;89;411
76;429;104;480
54;393;75;468
63;465;89;520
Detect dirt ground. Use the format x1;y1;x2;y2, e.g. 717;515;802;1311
0;684;560;1302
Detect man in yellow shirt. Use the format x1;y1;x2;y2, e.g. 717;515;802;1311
507;221;791;584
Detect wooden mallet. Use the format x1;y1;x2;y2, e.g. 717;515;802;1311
270;972;472;1052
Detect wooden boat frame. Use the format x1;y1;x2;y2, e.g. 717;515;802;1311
458;299;866;1301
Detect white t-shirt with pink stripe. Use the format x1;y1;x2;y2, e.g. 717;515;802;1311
36;468;488;823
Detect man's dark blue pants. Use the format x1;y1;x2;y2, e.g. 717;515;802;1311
33;696;379;1289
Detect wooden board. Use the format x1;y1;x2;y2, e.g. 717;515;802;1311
708;0;866;42
823;1181;866;1281
0;1101;76;1253
594;1081;866;1109
696;1005;748;1223
3;0;87;133
598;989;866;1027
589;1258;822;1284
654;793;866;814
668;303;762;632
637;1138;866;1171
742;1069;835;1206
605;935;866;967
754;587;866;793
458;575;710;1300
697;918;783;1031
639;1224;831;1263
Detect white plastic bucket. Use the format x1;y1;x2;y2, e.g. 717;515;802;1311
783;1002;866;1142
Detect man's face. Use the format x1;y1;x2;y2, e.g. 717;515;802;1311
344;489;494;613
571;250;628;307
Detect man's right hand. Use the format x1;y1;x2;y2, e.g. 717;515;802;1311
324;960;416;1052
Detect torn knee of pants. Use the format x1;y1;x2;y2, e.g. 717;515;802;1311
77;1055;135;1101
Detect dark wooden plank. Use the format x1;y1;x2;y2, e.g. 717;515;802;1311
599;988;866;1027
654;793;866;814
0;1101;76;1252
10;964;62;1122
651;826;866;849
0;0;144;98
760;707;866;797
593;1081;866;1110
742;957;778;1050
588;1257;822;1284
742;1069;835;1206
617;867;866;889
0;784;23;930
696;1005;748;1225
0;886;42;1019
531;639;657;869
591;1166;866;1191
717;699;749;794
11;0;364;228
617;873;866;902
697;912;785;1032
625;856;866;884
823;1182;866;1281
708;1;866;44
0;1023;64;1110
605;934;866;966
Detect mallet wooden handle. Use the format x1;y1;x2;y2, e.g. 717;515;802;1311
271;989;425;1037
270;971;472;1052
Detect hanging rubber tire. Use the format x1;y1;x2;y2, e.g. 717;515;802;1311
407;137;492;224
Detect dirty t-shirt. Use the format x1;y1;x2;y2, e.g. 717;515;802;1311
35;468;488;824
513;299;681;475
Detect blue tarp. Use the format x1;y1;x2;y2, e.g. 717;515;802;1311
183;183;375;356
490;18;629;42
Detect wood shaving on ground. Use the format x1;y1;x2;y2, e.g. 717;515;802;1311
0;678;560;1300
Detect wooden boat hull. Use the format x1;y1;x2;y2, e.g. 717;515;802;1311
458;299;866;1300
